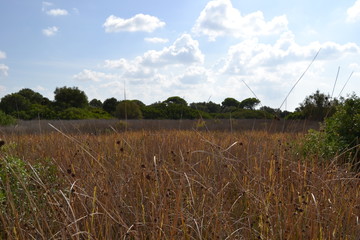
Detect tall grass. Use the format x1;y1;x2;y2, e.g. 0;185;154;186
1;129;359;239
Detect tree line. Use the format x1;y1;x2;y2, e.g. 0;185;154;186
0;86;350;122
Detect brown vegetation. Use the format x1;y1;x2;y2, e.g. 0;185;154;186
0;123;359;239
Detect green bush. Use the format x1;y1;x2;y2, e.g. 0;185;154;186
302;95;360;169
0;110;16;125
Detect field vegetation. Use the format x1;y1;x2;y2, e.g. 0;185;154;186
0;117;359;239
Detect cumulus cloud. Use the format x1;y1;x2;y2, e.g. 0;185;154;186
103;14;165;33
177;66;210;85
220;32;360;75
0;64;9;77
106;34;204;70
46;8;68;16
42;26;59;36
347;0;360;22
145;37;169;44
192;0;288;41
73;69;118;82
142;34;204;66
0;51;6;59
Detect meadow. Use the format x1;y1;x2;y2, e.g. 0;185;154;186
0;119;359;239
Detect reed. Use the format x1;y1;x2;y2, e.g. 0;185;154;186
0;129;358;239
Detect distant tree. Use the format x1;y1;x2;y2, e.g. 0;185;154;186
164;96;187;106
222;98;240;108
18;88;44;104
294;90;338;121
89;99;103;108
115;100;142;119
206;101;222;113
132;100;146;108
239;98;260;110
54;86;88;109
190;101;221;113
0;93;31;115
142;102;167;119
102;97;118;115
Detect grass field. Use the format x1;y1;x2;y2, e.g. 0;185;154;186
0;120;359;239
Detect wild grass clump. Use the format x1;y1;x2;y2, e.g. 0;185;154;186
0;143;65;239
1;129;359;239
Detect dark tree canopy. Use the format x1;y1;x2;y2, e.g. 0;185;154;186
54;86;88;109
239;98;260;110
297;90;338;121
103;97;118;115
18;88;44;104
164;96;187;106
89;99;103;108
222;98;240;108
190;101;221;113
0;93;31;114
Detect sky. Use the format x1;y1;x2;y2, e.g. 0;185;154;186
0;0;359;111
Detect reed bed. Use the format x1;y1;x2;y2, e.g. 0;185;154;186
0;129;359;239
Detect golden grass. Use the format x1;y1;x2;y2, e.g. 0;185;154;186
1;130;359;239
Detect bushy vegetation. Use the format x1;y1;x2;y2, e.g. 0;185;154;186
302;94;360;169
0;87;290;120
0;110;16;126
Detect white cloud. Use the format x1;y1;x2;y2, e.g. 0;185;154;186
220;32;360;75
0;64;9;77
106;34;204;71
177;66;210;85
145;37;169;44
42;1;53;12
46;8;69;16
42;26;59;36
103;14;165;33
192;0;288;41
0;51;6;59
347;0;360;23
73;69;118;82
141;34;204;66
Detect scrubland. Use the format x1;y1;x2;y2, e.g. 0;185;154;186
0;120;359;239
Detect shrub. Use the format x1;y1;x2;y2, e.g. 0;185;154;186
302;94;360;169
0;111;16;126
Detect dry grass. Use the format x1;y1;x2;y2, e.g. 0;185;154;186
0;129;359;239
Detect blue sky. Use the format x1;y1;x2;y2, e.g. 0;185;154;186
0;0;359;111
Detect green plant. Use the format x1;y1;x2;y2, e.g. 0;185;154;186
0;110;16;125
302;94;360;168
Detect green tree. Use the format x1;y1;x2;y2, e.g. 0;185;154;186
54;86;88;110
294;90;338;121
239;98;260;110
221;98;240;108
115;100;142;119
103;97;118;115
18;88;44;104
190;101;221;113
164;96;187;106
0;93;31;116
89;99;103;108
